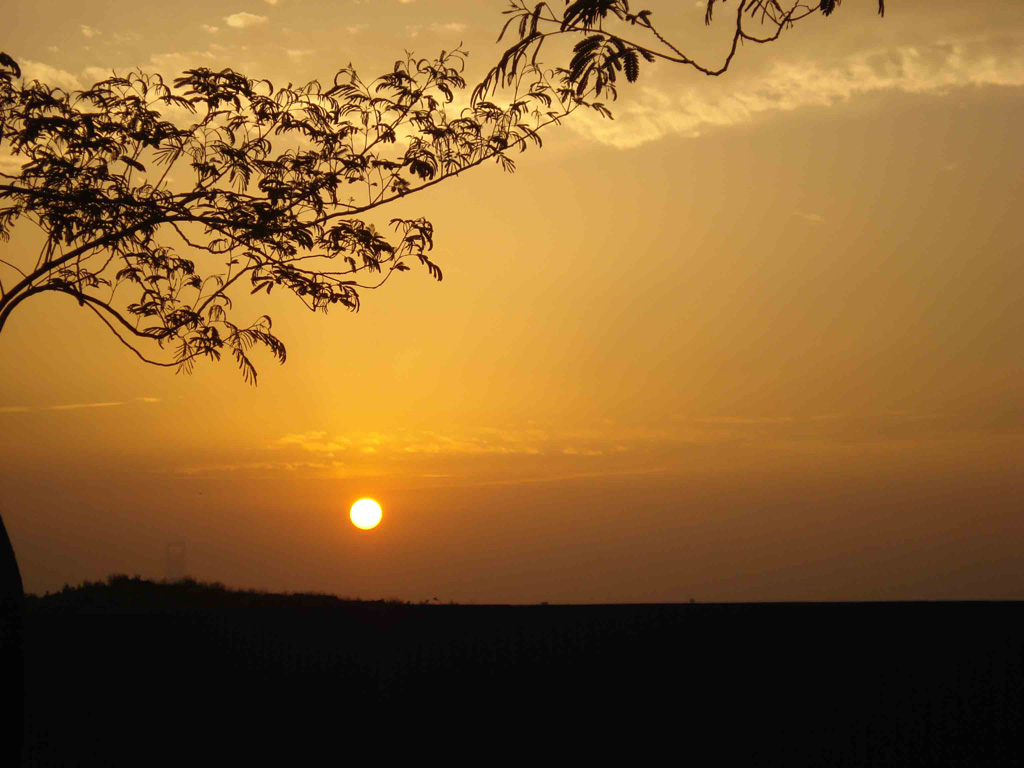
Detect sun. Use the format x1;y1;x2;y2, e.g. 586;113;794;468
349;498;383;530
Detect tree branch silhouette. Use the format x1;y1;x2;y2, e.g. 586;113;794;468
0;49;591;383
476;0;884;105
1;2;883;384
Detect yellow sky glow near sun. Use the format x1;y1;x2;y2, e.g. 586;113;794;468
1;0;1022;603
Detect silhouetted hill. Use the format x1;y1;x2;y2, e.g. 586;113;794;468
21;578;1024;766
27;574;380;614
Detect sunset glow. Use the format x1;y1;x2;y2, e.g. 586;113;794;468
0;0;1021;604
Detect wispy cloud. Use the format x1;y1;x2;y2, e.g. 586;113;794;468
262;426;655;477
407;21;469;38
80;25;101;39
274;428;553;458
688;416;800;425
19;61;82;90
276;431;351;453
201;24;220;34
177;460;334;475
672;411;1018;446
48;401;124;412
458;464;671;488
0;398;159;415
561;447;611;456
172;410;1022;479
225;12;268;29
431;22;467;34
570;36;1024;149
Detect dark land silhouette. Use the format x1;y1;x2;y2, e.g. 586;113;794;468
20;576;1024;766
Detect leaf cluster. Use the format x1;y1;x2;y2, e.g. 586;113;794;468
478;0;885;106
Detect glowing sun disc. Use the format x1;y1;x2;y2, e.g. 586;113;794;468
350;498;382;530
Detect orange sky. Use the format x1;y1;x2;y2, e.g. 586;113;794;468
2;0;1022;602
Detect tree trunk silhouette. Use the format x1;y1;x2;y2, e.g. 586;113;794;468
0;510;24;767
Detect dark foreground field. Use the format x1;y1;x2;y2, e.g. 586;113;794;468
22;579;1024;766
